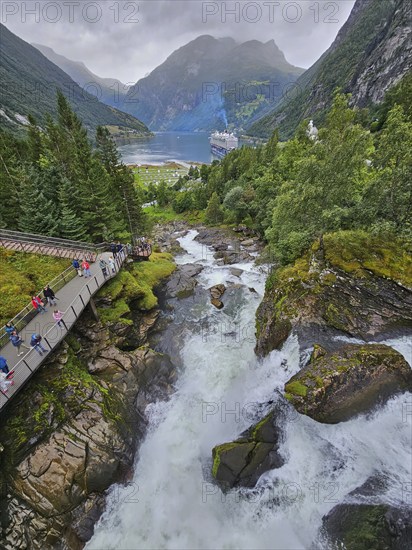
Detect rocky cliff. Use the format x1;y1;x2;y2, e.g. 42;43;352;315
0;254;176;549
249;0;412;138
255;231;412;357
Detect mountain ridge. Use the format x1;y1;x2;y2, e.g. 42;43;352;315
0;25;149;136
248;0;412;138
120;34;304;132
32;43;130;108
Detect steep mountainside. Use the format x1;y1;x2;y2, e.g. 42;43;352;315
0;25;150;136
32;44;129;109
120;35;304;132
249;0;412;138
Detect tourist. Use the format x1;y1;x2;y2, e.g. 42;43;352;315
43;285;57;306
53;310;66;329
110;242;117;258
126;242;132;254
99;258;108;277
108;257;116;274
0;372;14;393
81;259;91;278
116;242;124;260
31;295;46;314
73;258;82;276
4;322;16;338
0;356;10;375
10;331;29;357
30;333;47;356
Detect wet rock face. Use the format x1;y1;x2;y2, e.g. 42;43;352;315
0;320;176;549
255;235;412;358
212;409;285;489
284;344;412;424
321;503;412;550
195;227;259;265
165;263;203;298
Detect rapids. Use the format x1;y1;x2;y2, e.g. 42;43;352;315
87;230;412;549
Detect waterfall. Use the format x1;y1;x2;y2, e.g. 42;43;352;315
87;231;412;549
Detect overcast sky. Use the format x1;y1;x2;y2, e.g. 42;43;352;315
3;0;356;83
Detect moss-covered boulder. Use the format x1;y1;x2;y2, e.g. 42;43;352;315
284;344;412;423
321;503;412;550
255;231;412;357
211;410;284;489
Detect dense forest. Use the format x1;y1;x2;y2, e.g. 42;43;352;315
0;91;144;243
146;75;412;264
1;76;411;267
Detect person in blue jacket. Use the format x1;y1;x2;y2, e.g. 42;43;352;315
0;356;10;374
4;322;16;337
10;331;30;357
30;334;48;356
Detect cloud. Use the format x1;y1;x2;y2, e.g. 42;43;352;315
2;0;356;83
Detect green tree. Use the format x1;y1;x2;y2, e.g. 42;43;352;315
223;186;248;223
205;192;224;224
365;105;412;234
19;169;59;236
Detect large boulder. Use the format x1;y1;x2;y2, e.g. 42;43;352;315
212;410;284;489
321;503;412;550
165;263;203;298
209;284;226;309
255;232;412;358
284;344;412;423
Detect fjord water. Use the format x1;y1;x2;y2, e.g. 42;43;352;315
87;231;412;549
118;132;213;165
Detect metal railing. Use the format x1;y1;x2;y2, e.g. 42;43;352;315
0;247;128;411
0;229;107;252
0;229;111;262
0;265;78;348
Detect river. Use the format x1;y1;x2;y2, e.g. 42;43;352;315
87;230;412;549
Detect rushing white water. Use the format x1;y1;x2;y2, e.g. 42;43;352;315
87;231;412;550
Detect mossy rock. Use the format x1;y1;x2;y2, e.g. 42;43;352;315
322;503;412;550
285;344;412;423
255;231;412;358
211;410;284;489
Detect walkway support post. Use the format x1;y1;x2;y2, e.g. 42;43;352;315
88;298;100;322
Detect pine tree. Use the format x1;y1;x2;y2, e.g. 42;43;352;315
27;114;43;165
58;177;87;241
205;192;224;224
19;169;59;236
95;126;144;238
0;131;23;229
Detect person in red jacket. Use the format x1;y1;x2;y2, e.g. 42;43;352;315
31;295;46;314
81;260;91;278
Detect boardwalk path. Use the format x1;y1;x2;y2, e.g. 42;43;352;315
0;251;126;411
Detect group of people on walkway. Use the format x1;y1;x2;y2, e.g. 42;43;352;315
0;242;131;396
72;259;91;278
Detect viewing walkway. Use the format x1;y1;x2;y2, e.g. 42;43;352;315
0;247;129;412
0;229;104;261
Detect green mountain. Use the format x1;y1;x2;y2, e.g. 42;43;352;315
32;43;129;109
0;24;150;136
120;35;304;132
249;0;412;139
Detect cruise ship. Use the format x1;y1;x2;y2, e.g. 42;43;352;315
210;131;239;157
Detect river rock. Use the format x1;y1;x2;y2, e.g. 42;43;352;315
321;503;412;550
284;344;412;423
230;267;243;278
212;410;284;489
209;284;226;299
165;263;203;298
241;239;256;247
